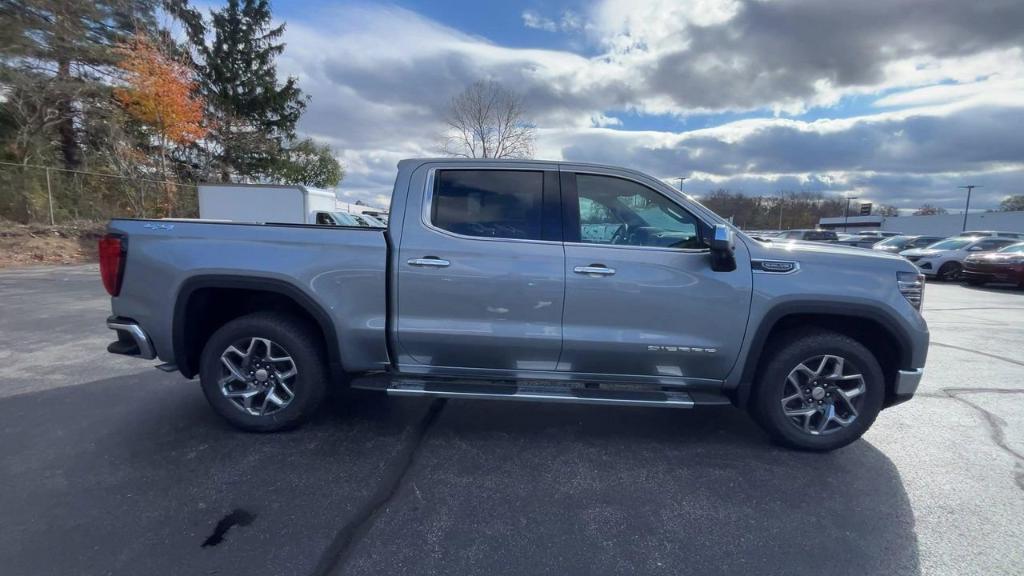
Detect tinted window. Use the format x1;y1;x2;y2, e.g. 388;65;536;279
976;238;1016;250
805;230;838;241
574;174;701;249
999;243;1024;253
432;170;543;240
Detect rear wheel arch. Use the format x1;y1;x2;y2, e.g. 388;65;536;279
733;302;914;409
173;275;343;380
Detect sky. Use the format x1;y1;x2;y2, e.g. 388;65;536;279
257;0;1024;212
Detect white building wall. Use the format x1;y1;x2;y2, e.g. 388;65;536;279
880;211;1024;236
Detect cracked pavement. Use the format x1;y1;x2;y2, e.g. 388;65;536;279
0;266;1022;576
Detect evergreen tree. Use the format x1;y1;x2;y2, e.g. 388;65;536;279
189;0;307;181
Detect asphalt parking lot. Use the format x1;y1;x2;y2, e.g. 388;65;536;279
1;265;1022;576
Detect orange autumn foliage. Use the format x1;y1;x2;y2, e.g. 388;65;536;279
115;37;207;145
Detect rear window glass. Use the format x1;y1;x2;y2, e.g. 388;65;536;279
805;231;837;241
431;170;543;240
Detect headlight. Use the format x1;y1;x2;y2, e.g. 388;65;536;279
898;271;925;310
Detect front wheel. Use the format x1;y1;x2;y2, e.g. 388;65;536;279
750;330;884;451
937;262;962;281
199;312;328;432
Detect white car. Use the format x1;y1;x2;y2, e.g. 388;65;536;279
900;236;1019;280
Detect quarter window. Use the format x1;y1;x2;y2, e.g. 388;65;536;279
574;174;702;249
431;170;543;240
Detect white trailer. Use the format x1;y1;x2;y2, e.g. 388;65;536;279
198;183;338;225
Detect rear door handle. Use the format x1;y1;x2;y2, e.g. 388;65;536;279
408;257;450;267
573;265;616;276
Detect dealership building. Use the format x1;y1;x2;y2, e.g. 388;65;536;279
819;210;1024;236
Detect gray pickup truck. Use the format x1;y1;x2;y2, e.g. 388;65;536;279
102;159;928;451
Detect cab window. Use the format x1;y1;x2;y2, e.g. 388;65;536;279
573;174;702;249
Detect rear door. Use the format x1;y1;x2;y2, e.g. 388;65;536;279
396;165;565;374
558;169;753;383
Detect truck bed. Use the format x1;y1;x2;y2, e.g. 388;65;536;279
107;219;391;373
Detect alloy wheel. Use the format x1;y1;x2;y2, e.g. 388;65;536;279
780;354;866;435
218;337;298;416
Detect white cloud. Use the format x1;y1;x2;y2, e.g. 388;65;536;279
522;10;557;32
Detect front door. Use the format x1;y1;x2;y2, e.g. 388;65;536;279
396;166;565;374
558;170;752;383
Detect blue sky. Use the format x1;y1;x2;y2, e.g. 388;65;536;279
249;0;1024;211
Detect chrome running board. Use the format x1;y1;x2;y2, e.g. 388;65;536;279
385;380;695;409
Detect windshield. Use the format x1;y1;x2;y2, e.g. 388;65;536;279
926;239;971;250
876;236;909;247
998;243;1024;253
329;212;358;225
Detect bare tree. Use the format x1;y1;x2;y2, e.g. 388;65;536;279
441;80;535;159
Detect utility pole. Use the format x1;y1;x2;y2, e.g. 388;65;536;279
778;192;784;230
675;177;687;192
959;185;980;232
844;195;859;232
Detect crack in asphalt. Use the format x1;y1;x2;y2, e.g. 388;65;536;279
941;388;1024;491
310;398;447;576
930;341;1024;368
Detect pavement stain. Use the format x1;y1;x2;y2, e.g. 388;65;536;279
201;509;257;548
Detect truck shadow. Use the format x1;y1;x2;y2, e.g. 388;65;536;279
333;394;922;576
0;376;919;576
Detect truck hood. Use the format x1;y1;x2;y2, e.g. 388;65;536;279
756;239;907;263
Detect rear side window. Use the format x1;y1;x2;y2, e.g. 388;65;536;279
431;170;543;240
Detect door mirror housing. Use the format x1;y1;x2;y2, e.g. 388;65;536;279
709;224;736;272
967;246;984;252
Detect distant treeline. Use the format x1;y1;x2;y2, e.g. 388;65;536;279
0;0;341;223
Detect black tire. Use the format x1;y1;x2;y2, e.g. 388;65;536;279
750;329;885;451
199;312;328;432
937;262;962;281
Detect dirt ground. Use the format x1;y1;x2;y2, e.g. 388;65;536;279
0;220;106;268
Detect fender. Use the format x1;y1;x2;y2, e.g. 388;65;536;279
729;299;922;407
173;274;344;379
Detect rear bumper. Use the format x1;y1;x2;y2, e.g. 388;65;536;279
890;368;924;405
107;316;156;359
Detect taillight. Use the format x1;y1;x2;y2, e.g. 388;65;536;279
98;234;126;296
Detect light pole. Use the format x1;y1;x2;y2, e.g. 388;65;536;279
675;176;688;192
959;185;980;232
778;192;784;230
844;195;859;232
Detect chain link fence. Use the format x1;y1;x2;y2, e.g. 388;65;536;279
0;162;199;225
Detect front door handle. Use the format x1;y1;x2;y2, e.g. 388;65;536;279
574;265;616;276
408;257;450;267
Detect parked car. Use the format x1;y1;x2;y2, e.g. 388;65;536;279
774;229;839;243
100;158;929;452
873;235;945;254
900;236;1019;280
955;230;1024;239
961;242;1024;288
834;230;903;248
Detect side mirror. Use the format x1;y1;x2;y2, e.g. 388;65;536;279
967;246;984;252
710;224;736;272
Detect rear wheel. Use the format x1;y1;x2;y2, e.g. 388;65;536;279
937;262;962;281
199;312;328;432
751;330;884;451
